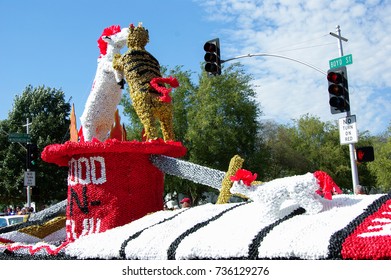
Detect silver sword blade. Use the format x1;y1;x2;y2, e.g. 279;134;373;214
150;155;225;190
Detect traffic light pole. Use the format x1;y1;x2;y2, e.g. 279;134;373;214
330;25;360;194
24;118;32;208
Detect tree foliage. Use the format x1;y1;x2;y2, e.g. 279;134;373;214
367;123;391;192
185;64;264;203
261;115;380;192
0;85;71;208
186;64;263;171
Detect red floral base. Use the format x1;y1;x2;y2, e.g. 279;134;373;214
41;139;186;241
42;138;187;167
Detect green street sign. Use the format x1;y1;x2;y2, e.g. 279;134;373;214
8;133;31;143
329;54;353;69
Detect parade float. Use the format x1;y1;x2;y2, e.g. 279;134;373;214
0;23;390;260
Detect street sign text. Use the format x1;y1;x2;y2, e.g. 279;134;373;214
8;133;31;143
338;115;358;145
329;54;353;69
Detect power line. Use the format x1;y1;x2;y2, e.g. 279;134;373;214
271;42;336;54
267;33;337;54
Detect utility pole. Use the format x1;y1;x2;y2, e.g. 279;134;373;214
330;25;360;193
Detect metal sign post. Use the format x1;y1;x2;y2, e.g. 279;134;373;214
23;118;33;208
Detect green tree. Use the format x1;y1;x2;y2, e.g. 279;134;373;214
182;64;264;204
368;123;391;192
120;90;143;141
262;116;338;178
0;85;71;208
262;115;343;190
187;64;262;170
261;114;379;193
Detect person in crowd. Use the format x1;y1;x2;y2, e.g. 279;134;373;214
355;185;366;195
7;207;14;215
180;197;191;208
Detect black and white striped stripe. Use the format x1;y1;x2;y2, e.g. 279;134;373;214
2;194;390;260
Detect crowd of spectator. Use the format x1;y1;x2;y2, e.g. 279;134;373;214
1;206;34;216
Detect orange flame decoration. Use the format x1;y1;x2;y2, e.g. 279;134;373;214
69;107;126;142
69;104;78;142
109;109;126;141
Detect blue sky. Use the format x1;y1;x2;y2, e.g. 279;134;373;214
1;0;390;136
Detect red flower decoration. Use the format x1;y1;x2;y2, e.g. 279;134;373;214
97;25;121;57
230;169;257;186
314;170;342;200
150;76;179;103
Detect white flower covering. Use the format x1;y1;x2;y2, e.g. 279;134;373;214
230;173;324;221
65;208;186;259
175;201;299;259
63;194;383;260
80;27;129;141
122;203;235;260
258;194;384;259
1;194;388;259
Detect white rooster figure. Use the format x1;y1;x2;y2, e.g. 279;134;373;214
230;171;324;221
80;25;129;142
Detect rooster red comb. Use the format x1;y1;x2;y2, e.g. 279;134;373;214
97;25;121;56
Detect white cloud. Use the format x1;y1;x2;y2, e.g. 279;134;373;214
196;0;391;135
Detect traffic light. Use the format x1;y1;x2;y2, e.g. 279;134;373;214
356;146;375;162
327;66;350;114
204;38;221;75
26;143;38;170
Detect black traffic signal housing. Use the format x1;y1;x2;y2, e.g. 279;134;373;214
327;66;350;114
356;146;375;163
26;143;38;170
204;38;221;75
